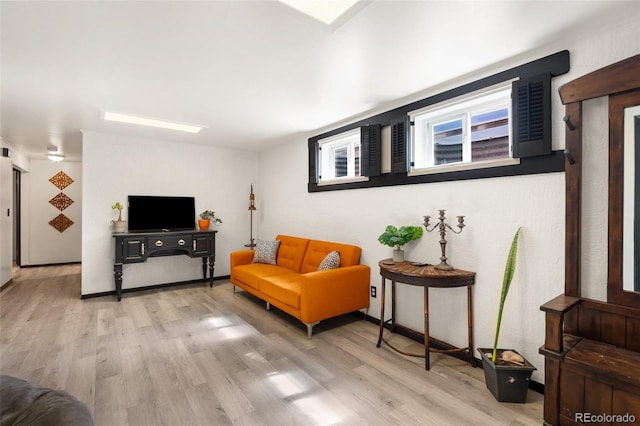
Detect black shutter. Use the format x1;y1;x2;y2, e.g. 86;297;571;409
361;124;381;177
512;73;551;158
308;139;318;184
391;118;409;173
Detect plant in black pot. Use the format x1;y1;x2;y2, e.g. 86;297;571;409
478;227;536;403
378;225;423;262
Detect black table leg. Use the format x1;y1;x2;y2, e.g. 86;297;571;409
377;277;386;347
114;263;123;301
208;255;215;288
201;257;207;283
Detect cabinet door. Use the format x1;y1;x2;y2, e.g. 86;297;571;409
123;237;146;262
193;235;213;256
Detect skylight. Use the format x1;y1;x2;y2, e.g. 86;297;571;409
102;111;206;134
278;0;360;25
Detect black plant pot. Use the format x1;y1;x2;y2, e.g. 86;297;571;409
477;348;536;403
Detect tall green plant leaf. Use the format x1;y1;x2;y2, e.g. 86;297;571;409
492;227;522;364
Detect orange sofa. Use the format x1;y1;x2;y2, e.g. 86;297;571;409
230;235;370;338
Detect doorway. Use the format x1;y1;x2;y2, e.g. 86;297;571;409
12;168;20;267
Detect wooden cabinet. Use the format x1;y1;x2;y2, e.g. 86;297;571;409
113;229;216;301
540;54;640;425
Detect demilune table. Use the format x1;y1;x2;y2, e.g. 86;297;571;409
376;259;476;370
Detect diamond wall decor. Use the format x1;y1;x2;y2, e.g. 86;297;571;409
49;192;74;211
49;214;74;233
49;171;74;190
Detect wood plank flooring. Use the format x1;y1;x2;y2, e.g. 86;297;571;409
0;265;543;425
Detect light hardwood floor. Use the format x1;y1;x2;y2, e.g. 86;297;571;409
0;265;543;425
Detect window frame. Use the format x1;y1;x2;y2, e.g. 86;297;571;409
409;83;518;176
307;50;570;193
317;128;367;186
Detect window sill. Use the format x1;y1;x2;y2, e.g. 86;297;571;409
408;157;520;177
318;176;369;186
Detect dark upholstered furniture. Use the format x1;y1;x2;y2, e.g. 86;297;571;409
0;375;93;426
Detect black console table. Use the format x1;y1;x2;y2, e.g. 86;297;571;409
113;229;216;301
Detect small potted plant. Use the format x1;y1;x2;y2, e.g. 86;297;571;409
198;210;222;230
378;225;423;262
478;227;536;403
111;202;126;233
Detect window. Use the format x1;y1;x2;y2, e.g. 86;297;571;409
318;128;365;185
308;51;567;192
410;85;516;175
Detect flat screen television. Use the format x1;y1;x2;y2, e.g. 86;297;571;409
128;195;196;232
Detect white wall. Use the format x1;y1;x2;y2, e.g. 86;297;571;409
81;131;257;296
256;18;640;384
21;159;82;265
0;155;12;287
0;142;29;287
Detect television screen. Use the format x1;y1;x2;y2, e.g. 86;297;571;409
128;195;196;232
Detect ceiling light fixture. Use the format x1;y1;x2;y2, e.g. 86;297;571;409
278;0;360;25
102;111;206;134
48;153;65;162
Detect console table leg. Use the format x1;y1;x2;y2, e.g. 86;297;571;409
376;277;386;347
467;284;474;367
424;286;430;370
208;255;215;288
114;264;123;302
201;258;207;283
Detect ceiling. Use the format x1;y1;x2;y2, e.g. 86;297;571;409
2;1;639;162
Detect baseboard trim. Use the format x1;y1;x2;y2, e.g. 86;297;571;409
81;275;231;300
0;278;13;292
361;312;544;395
21;261;81;268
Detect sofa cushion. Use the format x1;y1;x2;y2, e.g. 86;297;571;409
318;250;340;270
232;264;292;290
275;235;310;272
252;239;280;265
301;240;361;273
260;273;302;309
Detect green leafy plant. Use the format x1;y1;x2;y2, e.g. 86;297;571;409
112;202;123;222
492;227;522;364
199;210;222;224
378;225;423;250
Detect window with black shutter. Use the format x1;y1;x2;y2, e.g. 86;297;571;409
307;50;568;192
361;124;381;177
512;73;551;158
391;118;409;174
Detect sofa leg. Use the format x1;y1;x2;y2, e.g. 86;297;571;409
232;285;236;294
266;302;271;311
305;321;320;339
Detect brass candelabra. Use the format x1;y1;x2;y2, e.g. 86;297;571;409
423;209;465;270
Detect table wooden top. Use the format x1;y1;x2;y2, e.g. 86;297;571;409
378;259;475;287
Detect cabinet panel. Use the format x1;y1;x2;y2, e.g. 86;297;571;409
123;237;146;262
193;234;213;256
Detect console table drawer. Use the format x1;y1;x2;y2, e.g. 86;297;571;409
149;235;192;251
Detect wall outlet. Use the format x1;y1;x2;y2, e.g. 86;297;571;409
370;286;376;298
